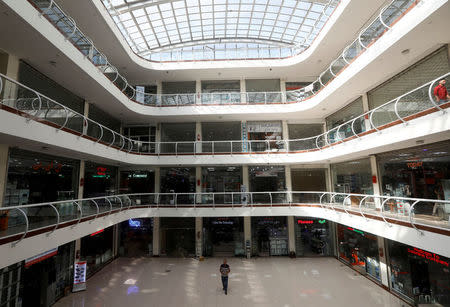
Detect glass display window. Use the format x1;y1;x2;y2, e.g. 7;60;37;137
251;217;288;256
331;158;373;195
337;224;381;281
203;217;244;257
119;170;155;194
5;149;79;206
81;226;114;277
249;165;286;203
83;163;118;198
387;240;450;306
247;121;284;152
294;218;334;257
119;218;153;257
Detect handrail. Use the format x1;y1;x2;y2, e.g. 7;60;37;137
1;71;448;156
1;191;447;245
26;0;420;107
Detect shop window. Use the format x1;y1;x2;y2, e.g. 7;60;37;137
249;165;286;203
201;80;241;104
83;163;118;198
325;97;365;142
81;226;113;277
294;218;334;256
203;217;244;257
160;217;195;257
0;263;21;307
291;169;327;202
119;171;155;194
251;217;288;256
119;218;153;257
202;122;241;153
5;149;79;206
160;123;195;153
123;126;156;153
337;224;381;281
388;240;450;305
377;140;450;222
162;81;196;94
331;158;373;195
247;121;284;152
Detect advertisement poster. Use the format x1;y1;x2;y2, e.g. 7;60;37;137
73;261;87;292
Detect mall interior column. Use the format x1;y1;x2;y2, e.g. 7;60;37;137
244;216;251;257
195;166;201;203
377;237;389;287
369;155;382;208
82;101;90;135
156;80;162;106
196;79;201;104
196;122;202;153
287;216;296;255
362;94;371;130
285;165;292;202
1;53;19;99
240;78;247;103
73;160;85;262
112;224;119;258
0;144;9;207
195;217;202;257
280;79;287;103
153;167;160;256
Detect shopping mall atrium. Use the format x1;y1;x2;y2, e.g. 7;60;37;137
0;0;449;306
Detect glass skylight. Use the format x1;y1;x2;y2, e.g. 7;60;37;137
102;0;338;61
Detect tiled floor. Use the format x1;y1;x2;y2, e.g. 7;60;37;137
55;257;408;307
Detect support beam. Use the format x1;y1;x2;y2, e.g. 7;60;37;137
195;217;202;257
369;155;382;208
154;167;160;193
377;237;389;287
287;216;295;254
77;160;85;199
195;122;202;153
196;166;202;203
240;78;247;104
362;93;371;130
281;79;287;103
244;216;251;258
152;217;160;256
0;145;9;208
285;165;292;202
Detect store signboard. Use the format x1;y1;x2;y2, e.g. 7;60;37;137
407;248;449;267
73;261;87;292
247;122;282;133
241;122;248;152
25;248;58;267
297;220;314;224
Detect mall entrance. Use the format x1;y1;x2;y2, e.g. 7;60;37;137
203;217;244;257
160;218;195;257
251;217;288;256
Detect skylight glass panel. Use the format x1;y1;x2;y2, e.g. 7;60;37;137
102;0;338;61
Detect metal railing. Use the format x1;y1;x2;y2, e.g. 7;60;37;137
1;191;448;246
1;72;448;156
26;0;419;107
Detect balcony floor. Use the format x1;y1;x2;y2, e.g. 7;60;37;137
54;257;406;307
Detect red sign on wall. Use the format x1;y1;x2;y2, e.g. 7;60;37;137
96;167;107;176
407;247;449;267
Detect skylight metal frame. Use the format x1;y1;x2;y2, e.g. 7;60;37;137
102;0;338;61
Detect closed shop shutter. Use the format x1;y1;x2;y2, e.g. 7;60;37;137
368;46;449;110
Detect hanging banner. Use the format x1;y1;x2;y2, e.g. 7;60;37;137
73;261;87;292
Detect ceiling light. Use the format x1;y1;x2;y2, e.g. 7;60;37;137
401;49;410;55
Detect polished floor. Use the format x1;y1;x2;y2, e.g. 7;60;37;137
55;257;408;307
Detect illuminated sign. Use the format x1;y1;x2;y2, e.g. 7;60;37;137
347;227;365;236
297;220;314;224
90;229;104;236
25;248;58;267
96;166;107;176
318;220;326;224
407;248;449;267
128;174;148;178
406;161;423;169
129;219;141;228
32;162;62;173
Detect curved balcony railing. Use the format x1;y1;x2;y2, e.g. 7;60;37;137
0;72;448;157
26;0;419;107
0;191;448;246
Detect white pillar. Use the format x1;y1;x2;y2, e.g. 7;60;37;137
152;217;160;256
240;78;247;103
369;155;382;208
154;167;160;193
285;165;292;202
377;237;389;287
244;216;251;257
195;122;202;153
74;238;81;261
155;124;161;154
2;55;20;100
156;81;162;106
242;165;249;191
196;79;201;104
82;101;89;135
282;120;289;152
196;166;202;203
280;79;287;103
0;145;9;207
287;216;295;254
112;224;119;258
195;217;203;257
326;164;333;192
362;93;371;129
78;160;85;199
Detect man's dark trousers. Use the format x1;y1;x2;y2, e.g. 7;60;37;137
221;276;228;292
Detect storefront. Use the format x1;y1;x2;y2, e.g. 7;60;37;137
160;167;195;205
201;80;241;104
331;158;373;194
378;141;450;221
203;217;244;257
294;218;334;257
337;224;381;281
291;169;327;202
287;124;323;151
247;121;284;152
160;123;195;153
387;240;450;305
80;226;114;277
5;149;79;206
119;218;153;257
325;97;365;142
21;241;74;307
249;166;286;203
119;170;155;194
251;217;288;256
160;218;195;257
201;122;241;153
83;162;118;198
202;166;242;204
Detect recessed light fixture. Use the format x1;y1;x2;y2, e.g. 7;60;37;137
401;49;410;55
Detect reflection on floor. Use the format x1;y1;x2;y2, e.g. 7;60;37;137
55;257;407;307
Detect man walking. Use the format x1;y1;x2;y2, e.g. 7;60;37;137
219;259;230;295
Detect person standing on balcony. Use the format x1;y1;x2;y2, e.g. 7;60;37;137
219;259;231;295
433;79;449;103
